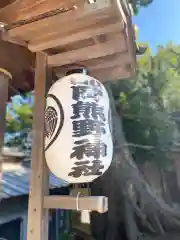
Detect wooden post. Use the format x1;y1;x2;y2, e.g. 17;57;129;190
0;68;11;198
27;52;50;240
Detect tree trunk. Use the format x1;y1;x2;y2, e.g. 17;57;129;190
91;83;180;240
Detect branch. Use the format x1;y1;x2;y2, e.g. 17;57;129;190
105;83;180;233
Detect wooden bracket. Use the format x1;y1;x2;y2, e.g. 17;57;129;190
44;195;108;213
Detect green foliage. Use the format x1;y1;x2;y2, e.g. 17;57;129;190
7;104;33;133
112;43;180;168
128;0;153;15
5;93;33;154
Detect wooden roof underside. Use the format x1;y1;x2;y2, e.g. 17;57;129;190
0;0;137;98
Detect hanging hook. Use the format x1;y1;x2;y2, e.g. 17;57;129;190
76;192;81;211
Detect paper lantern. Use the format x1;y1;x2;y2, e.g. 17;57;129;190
45;73;113;183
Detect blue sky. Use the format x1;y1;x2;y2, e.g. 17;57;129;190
133;0;180;52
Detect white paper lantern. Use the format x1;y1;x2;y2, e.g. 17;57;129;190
44;73;113;183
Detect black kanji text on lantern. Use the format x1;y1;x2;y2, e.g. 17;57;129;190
71;101;105;120
72;119;106;137
70;139;107;160
68;78;108;179
71;78;103;102
68;160;104;178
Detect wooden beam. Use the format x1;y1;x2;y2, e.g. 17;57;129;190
0;68;10;199
54;52;131;81
27;52;49;240
23;7;114;43
114;0;136;77
47;35;126;67
17;0;85;21
54;52;129;71
7;5;113;40
30;14;117;42
28;21;122;52
91;64;131;81
87;53;129;71
44;196;108;213
1;31;27;47
0;0;20;25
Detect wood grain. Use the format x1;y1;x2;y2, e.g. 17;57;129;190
3;0;136;89
28;21;122;52
27;52;49;240
47;35;126;67
7;7;114;40
17;0;84;21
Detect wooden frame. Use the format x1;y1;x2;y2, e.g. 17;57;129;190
5;0;136;82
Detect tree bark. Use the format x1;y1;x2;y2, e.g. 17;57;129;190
91;83;180;240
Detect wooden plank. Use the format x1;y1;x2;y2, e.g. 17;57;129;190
7;6;114;39
28;21;122;52
27;52;49;240
47;35;126;67
87;53;130;71
125;21;136;77
30;14;117;42
0;0;20;24
91;64;132;81
54;52;131;79
79;52;129;68
0;1;14;9
44;196;108;213
114;0;136;77
1;31;27;47
0;69;10;199
17;0;84;21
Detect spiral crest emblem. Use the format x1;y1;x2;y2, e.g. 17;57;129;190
44;94;64;151
45;106;58;139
